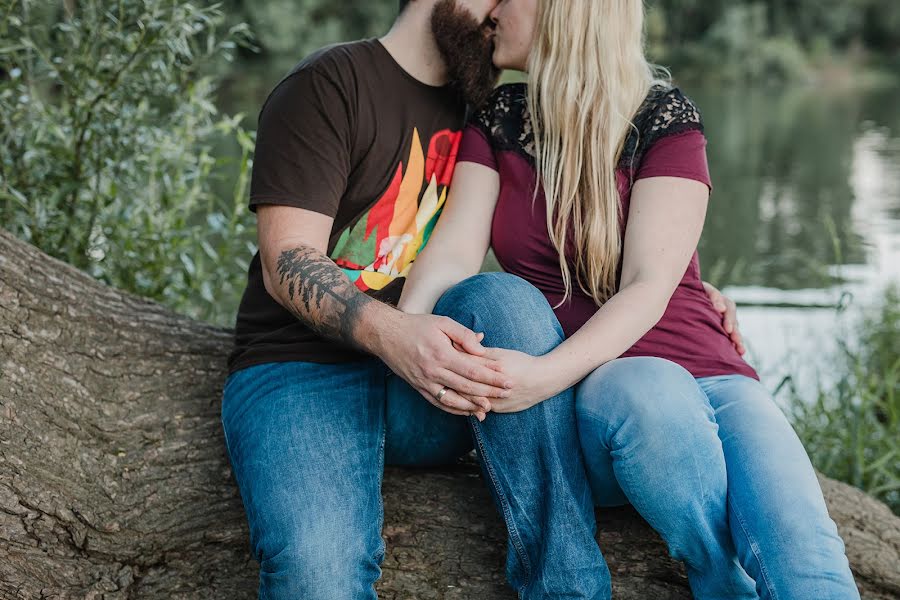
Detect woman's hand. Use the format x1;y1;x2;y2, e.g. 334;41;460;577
470;348;560;413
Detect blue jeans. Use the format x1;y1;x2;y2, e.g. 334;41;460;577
576;358;860;599
222;272;859;599
222;358;473;599
223;272;606;599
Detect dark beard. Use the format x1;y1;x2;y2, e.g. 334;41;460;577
431;0;501;109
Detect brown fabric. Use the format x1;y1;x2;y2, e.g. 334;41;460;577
228;39;467;375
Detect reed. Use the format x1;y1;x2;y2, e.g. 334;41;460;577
784;286;900;514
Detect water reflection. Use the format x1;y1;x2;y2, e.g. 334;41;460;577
697;85;869;289
691;83;900;398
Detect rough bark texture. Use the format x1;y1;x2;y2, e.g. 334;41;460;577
0;228;898;599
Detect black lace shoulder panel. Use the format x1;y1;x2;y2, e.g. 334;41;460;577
470;83;704;171
619;85;704;170
470;83;533;158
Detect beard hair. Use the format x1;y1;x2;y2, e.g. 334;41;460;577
431;0;501;108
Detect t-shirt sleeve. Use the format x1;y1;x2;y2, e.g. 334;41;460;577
634;129;713;192
248;66;353;216
457;123;498;171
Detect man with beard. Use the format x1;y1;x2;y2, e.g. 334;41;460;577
222;1;508;597
222;0;745;597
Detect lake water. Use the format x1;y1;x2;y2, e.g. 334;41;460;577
692;83;900;403
219;75;900;403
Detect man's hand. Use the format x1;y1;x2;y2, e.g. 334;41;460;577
370;312;514;420
702;281;746;355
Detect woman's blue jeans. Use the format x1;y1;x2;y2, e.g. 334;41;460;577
222;272;859;599
576;359;859;600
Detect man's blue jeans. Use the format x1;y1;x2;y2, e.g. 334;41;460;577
222;272;858;599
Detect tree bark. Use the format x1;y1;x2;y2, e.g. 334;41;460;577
0;228;898;599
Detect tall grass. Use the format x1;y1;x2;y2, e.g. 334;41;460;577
785;286;900;514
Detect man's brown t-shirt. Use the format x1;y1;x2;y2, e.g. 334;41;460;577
227;39;467;375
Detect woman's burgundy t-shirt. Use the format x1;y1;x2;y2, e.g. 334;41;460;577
458;83;757;380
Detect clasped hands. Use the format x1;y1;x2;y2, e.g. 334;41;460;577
376;312;542;421
380;284;744;420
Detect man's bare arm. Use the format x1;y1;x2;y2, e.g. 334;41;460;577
256;205;513;417
257;206;388;354
273;244;380;351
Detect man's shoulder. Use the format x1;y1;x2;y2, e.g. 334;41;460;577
287;39;379;82
257;40;379;120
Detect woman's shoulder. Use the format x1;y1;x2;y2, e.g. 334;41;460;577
465;82;705;166
468;83;533;159
470;83;528;128
471;83;703;130
491;81;529;101
620;85;705;170
637;84;704;136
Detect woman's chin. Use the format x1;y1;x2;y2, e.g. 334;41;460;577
491;48;527;72
491;49;511;71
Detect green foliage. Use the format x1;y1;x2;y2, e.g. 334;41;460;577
693;4;812;84
0;0;257;326
237;0;396;60
786;287;900;514
646;0;898;84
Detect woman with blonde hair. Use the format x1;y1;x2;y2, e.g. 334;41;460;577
399;0;861;597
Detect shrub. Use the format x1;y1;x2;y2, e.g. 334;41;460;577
0;0;256;326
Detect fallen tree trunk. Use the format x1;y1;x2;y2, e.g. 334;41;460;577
0;228;898;600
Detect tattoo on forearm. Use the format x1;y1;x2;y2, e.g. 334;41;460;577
275;246;375;346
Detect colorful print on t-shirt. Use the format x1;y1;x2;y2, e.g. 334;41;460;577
330;127;461;292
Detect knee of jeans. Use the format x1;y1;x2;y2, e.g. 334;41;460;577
434;273;563;352
434;273;545;318
256;526;382;597
576;356;707;431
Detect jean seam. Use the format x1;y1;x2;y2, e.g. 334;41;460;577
220;394;239;489
728;492;776;599
221;390;263;565
220;379;236;463
469;416;532;596
220;415;233;465
373;395;388;565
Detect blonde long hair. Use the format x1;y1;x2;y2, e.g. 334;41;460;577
527;0;669;306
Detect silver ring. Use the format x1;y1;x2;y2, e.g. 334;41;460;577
434;386;450;402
